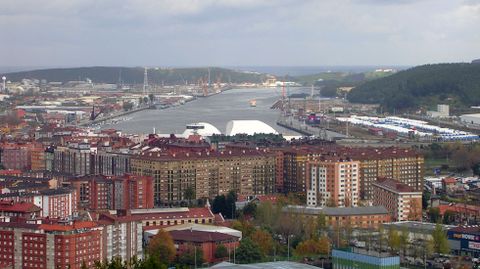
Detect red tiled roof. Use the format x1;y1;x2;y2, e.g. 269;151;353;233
0;200;41;213
100;207;214;222
169;230;238;243
374;178;417;193
449;226;480;236
256;195;279;203
443;177;457;184
39;221;98;232
214;213;225;223
0;170;22;176
438;203;480;215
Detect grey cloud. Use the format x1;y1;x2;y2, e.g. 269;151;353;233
0;0;478;67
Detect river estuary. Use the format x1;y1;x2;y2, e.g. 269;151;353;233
102;87;309;135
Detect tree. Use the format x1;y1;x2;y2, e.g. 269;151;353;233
251;229;274;256
387;228;401;254
226;190;237;219
254;201;280;229
428;207;441;223
422;190;431;209
318;235;331;255
294;237;330;257
184;186;195;206
212;195;227;216
242;202;257;217
443;210;456;224
302;216;319;240
431;223;450;254
178;245;204;266
377;225;386;252
472;162;480;176
399;227;410;258
236;238;263;264
451;146;470;171
408;199;422;221
231;220;256;238
149;93;155;103
317;212;327;235
212;191;237;219
146;229;176;265
215;244;228;259
275;211;301;243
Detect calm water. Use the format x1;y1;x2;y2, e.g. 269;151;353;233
103;87;307;135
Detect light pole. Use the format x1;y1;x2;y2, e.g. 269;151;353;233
194;245;197;269
287;235;290;261
2;76;5;92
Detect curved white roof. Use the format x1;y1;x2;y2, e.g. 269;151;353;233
226;120;278;136
182;122;221;137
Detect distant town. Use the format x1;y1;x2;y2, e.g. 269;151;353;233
0;64;480;269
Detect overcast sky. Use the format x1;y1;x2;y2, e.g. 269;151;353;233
1;0;479;67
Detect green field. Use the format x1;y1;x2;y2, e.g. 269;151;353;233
424;157;452;176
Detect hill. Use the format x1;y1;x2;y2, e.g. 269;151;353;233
347;63;480;112
4;66;268;85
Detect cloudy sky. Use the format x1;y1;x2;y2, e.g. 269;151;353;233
1;0;479;67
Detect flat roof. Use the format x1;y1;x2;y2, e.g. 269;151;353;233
384;221;456;232
210;261;321;269
284;205;389;216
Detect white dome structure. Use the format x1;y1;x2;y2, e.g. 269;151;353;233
182;122;221;137
226;120;278;136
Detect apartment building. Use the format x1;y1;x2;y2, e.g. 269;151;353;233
340;147;424;201
66;174;154;211
285;205;391;229
372;178;422;221
53;142;92;176
0;143;35;171
0;218;143;269
0;187;77;219
307;158;360;207
130;150;276;205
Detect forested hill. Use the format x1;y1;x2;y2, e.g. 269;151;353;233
348;63;480;111
4;66;268;84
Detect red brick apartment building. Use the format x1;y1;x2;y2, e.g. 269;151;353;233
372;178;422;221
306;157;360;207
0;143;40;171
0;217;143;269
0;221;102;269
0;187;77;219
285;205;391;229
66;174;153;211
274;145;423;202
130;150;276;205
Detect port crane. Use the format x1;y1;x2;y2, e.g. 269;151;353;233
90;105;107;121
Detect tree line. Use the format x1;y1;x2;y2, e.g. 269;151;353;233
348;63;480;112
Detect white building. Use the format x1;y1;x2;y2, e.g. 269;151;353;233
427;104;449;118
461;113;480;125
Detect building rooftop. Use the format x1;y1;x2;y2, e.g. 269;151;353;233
384;221;456;232
449;225;480;235
285;205;389;216
373;178;418;193
169;230;238;243
210;261;320;269
0;200;41;213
